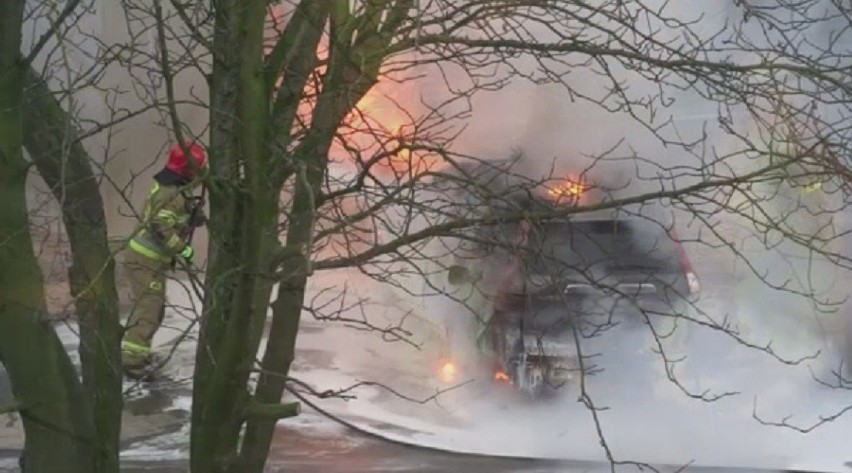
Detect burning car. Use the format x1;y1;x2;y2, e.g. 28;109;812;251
427;159;700;398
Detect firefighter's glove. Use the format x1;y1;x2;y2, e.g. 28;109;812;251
179;245;195;262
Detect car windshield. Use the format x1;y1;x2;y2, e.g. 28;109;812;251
493;217;679;276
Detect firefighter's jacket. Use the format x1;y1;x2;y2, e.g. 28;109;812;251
129;173;198;262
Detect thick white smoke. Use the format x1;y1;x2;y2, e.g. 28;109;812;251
353;1;852;468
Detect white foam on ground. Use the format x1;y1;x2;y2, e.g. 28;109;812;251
291;268;852;473
47;260;852;471
120;446;185;462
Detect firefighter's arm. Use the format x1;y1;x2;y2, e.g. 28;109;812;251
149;199;192;259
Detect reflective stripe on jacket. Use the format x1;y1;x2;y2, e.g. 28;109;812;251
129;181;193;261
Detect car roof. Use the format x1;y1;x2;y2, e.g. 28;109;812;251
503;194;669;221
427;159;673;225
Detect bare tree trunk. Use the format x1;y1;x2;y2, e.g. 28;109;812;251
21;65;122;473
190;2;281;472
0;1;96;471
233;145;322;473
235;32;378;470
193;2;388;471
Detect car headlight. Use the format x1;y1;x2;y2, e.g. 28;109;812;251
686;272;701;298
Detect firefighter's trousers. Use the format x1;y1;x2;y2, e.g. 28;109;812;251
122;249;170;368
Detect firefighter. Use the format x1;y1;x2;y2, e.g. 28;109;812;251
121;143;207;379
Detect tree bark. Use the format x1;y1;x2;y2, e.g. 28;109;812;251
194;2;389;472
234;25;379;471
21;65;122;473
234;113;340;473
0;1;96;471
191;2;280;472
230;3;395;471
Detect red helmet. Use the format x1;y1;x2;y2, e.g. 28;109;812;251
166;143;207;177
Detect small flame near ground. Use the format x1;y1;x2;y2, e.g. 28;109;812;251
440;362;458;382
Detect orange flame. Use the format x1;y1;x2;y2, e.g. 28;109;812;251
494;371;512;383
545;176;589;203
348;88;438;179
267;7;437;180
440;362;458;382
